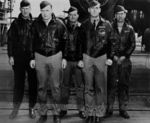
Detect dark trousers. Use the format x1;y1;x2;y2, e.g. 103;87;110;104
12;55;37;108
61;61;85;111
35;52;62;115
107;58;132;111
83;54;107;117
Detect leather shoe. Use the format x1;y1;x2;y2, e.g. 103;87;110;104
120;111;130;119
29;108;36;119
95;117;102;123
79;111;86;119
85;116;94;123
36;115;47;123
60;110;67;118
104;111;113;118
53;115;61;123
9;108;19;119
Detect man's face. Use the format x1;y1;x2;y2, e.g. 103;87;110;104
41;5;53;20
20;6;31;18
68;10;79;23
115;11;126;23
88;4;101;17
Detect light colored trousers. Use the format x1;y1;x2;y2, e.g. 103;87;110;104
83;53;107;117
35;51;63;115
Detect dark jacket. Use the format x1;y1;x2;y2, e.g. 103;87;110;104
112;18;136;58
64;20;81;61
142;28;150;52
7;13;33;58
29;13;69;59
78;16;116;60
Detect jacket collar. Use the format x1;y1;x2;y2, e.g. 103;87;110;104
112;18;130;28
66;20;81;29
18;13;32;21
88;16;105;24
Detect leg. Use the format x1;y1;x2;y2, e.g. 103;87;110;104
12;63;26;108
74;62;85;111
60;61;72;118
107;62;118;110
60;61;72;111
26;60;37;118
26;61;37;108
49;52;62;116
35;53;49;116
73;62;86;119
118;59;131;111
118;59;132;119
94;55;107;118
82;54;94;117
9;58;26;119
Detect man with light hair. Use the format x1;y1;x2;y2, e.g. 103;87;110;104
7;0;37;119
29;1;69;123
78;0;116;123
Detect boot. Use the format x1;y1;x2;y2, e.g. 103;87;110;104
95;117;102;123
29;107;36;119
9;108;19;119
85;116;94;123
79;111;86;119
104;105;113;118
53;115;61;123
104;109;113;118
120;110;130;119
60;110;67;118
9;103;20;119
36;115;47;123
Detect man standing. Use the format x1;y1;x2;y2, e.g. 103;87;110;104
29;1;69;123
7;0;37;119
105;5;136;119
60;6;86;119
78;1;115;123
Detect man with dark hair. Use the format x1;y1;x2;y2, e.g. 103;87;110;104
7;0;37;119
60;6;86;119
29;1;69;123
105;5;136;119
78;0;115;123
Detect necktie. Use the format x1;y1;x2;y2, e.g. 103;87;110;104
72;25;75;29
93;20;96;30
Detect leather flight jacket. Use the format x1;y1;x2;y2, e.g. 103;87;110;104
64;20;81;61
29;13;69;59
112;18;136;58
7;13;33;58
78;16;116;60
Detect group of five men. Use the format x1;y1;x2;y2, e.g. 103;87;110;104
7;0;136;123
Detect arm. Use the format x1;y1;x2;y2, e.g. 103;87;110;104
29;21;37;60
29;21;37;68
7;21;16;65
7;21;16;58
77;24;85;61
77;24;85;68
60;22;69;69
106;22;116;66
125;26;136;58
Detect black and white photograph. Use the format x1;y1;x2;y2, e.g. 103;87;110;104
0;0;150;123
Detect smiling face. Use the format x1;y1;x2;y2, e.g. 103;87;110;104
88;4;101;17
115;11;126;23
41;5;53;20
20;5;31;18
68;10;79;23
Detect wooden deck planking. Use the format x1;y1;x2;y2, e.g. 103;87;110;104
0;110;150;123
